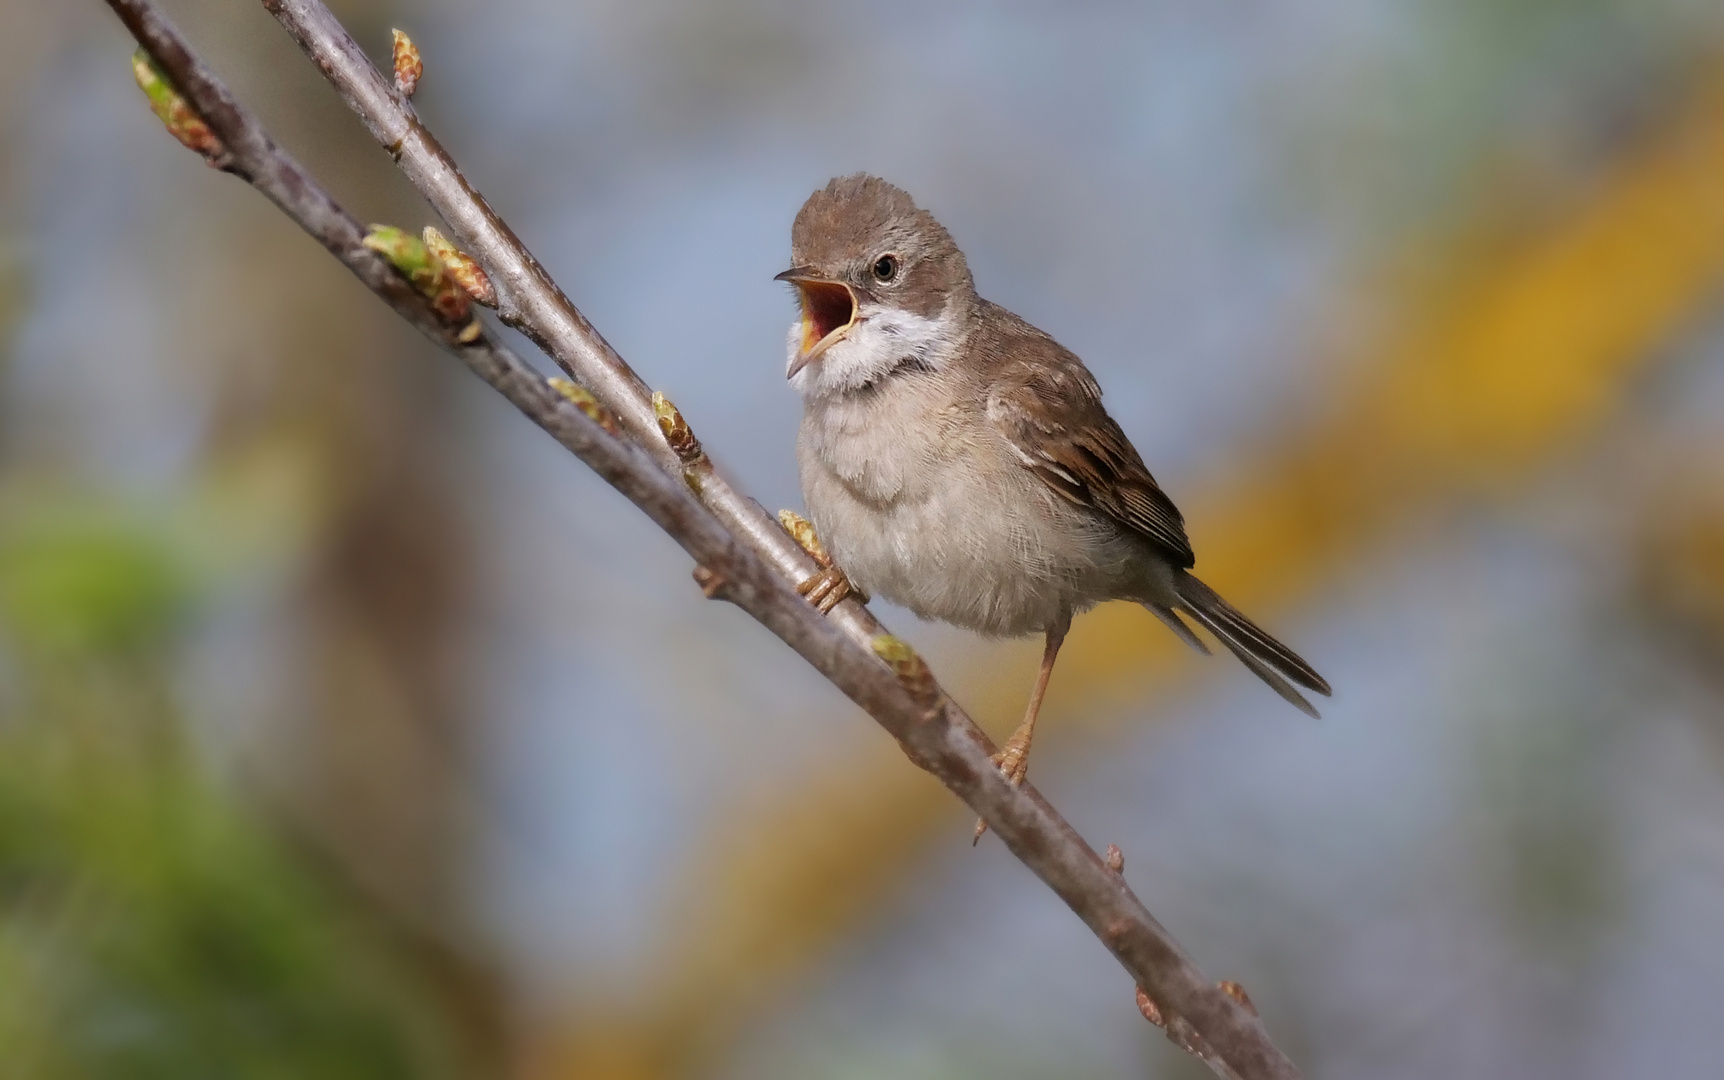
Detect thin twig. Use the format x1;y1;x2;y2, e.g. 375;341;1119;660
103;3;1302;1077
257;0;880;644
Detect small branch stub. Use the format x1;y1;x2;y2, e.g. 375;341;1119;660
423;225;496;307
390;29;422;98
131;49;228;167
548;377;620;436
691;564;729;600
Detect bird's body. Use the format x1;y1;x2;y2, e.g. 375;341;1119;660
779;175;1329;805
797;299;1164;638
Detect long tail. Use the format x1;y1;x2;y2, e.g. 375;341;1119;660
1160;571;1332;718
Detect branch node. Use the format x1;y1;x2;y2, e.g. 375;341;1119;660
651;391;705;467
131;49;230;170
548;377;621;435
390;29;422;98
423;225;496;306
1135;984;1166;1028
1137;983;1252;1080
691;564;730;600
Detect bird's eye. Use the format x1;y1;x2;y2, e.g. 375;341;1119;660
872;254;899;282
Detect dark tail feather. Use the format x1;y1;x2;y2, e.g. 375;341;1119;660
1174;571;1331;718
1144;603;1211;656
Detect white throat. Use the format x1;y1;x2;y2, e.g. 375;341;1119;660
788;301;965;399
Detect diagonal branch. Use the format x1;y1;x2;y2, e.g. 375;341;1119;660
103;2;1300;1076
256;0;897;653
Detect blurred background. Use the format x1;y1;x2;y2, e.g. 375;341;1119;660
3;0;1724;1076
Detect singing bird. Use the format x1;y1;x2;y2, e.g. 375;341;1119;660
777;174;1329;808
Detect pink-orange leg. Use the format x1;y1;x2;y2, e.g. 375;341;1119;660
974;611;1070;843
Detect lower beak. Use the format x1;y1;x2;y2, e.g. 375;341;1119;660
779;271;858;380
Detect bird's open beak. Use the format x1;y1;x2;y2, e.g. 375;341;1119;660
776;267;858;380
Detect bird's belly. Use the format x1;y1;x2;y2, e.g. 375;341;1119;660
804;460;1133;638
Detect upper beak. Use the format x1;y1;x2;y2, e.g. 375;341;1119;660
777;267;860;379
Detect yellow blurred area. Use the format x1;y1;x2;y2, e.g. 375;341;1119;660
541;59;1724;1080
1637;470;1724;662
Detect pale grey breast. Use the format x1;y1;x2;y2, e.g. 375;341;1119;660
798;369;1139;637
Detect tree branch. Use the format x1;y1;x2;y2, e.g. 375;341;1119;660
262;0;861;640
103;2;1301;1076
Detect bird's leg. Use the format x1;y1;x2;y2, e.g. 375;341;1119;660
994;624;1066;785
779;510;866;614
975;612;1070;842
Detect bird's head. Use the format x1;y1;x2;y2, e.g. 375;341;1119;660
778;174;973;396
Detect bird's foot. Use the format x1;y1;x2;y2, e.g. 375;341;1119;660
779;509;866;614
991;721;1035;787
972;718;1037;843
797;565;859;614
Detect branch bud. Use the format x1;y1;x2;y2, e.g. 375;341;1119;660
361;224;474;326
870;634;938;702
548;377;620;435
1137;983;1247;1078
391;30;423;98
777;509;831;568
1219;980;1257;1017
1104;843;1124;875
131;49;227;167
1134;985;1165;1028
362;225;440;292
651;391;705;466
422;225;496;306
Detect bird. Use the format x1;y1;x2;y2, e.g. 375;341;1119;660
775;174;1330;829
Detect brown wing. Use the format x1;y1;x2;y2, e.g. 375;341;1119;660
980;308;1196;568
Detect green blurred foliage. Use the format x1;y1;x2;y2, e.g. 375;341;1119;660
1469;668;1627;966
0;504;187;656
1277;0;1716;235
0;496;454;1079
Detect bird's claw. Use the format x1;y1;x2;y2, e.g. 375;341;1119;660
972;717;1037;843
797;565;857;615
991;728;1033;787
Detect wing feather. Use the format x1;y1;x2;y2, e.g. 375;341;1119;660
980;309;1195;568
